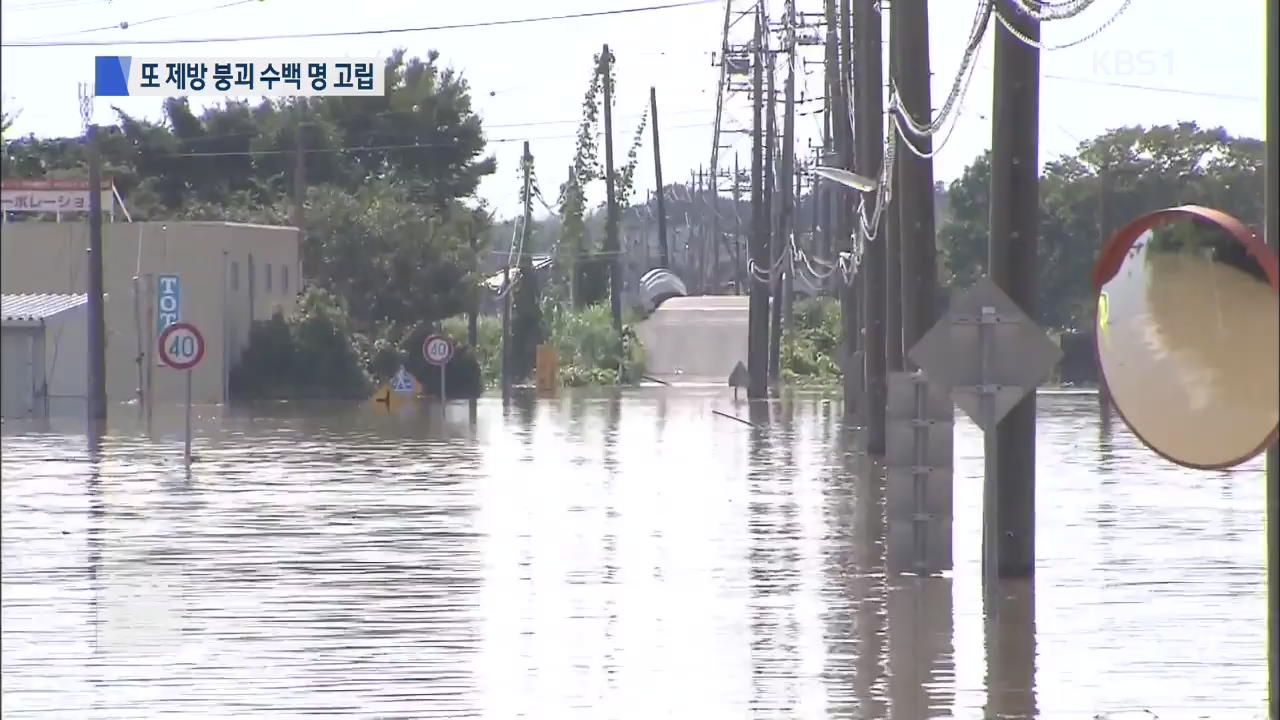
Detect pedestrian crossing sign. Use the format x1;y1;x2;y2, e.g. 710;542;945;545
390;367;417;394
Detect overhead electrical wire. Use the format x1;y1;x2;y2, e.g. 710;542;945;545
14;0;259;43
1;0;720;47
995;0;1133;51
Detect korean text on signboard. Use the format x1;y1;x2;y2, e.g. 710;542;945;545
1;178;114;215
157;274;181;335
94;56;386;98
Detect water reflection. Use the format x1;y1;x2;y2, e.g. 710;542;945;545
983;579;1037;719
0;391;1268;717
1098;221;1279;467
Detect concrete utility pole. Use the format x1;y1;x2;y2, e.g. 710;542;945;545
86;124;108;422
650;87;670;269
853;0;887;454
747;7;770;399
1265;0;1277;715
600;44;623;336
836;0;861;418
895;0;940;359
503;142;534;402
764;41;781;383
770;0;798;382
885;4;903;372
987;0;1040;579
821;0;838;293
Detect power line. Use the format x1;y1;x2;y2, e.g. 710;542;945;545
87;119;715;158
1041;73;1261;103
15;0;259;43
0;0;720;47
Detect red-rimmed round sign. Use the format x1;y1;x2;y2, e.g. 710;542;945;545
1092;204;1279;470
158;322;206;371
422;333;454;366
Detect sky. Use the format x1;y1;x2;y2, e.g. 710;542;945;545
0;0;1268;221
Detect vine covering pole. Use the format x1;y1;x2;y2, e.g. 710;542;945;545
600;44;623;336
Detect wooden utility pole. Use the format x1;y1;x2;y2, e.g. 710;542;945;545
600;44;623;336
987;0;1041;579
86;124;107;421
1265;0;1277;714
770;0;798;383
853;0;887;454
650;87;670;269
895;0;940;359
748;7;769;399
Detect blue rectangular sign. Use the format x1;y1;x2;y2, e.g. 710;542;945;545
156;274;181;335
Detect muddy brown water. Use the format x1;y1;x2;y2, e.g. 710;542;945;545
1;390;1266;718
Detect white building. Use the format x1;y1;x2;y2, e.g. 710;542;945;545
1;293;88;419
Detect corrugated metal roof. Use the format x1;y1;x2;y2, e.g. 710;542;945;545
1;293;89;323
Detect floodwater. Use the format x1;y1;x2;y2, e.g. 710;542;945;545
1;390;1267;719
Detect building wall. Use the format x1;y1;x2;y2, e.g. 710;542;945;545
0;221;299;406
1;326;42;418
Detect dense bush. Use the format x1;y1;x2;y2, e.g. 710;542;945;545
230;287;372;399
781;297;842;385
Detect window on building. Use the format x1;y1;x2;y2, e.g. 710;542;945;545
283;265;289;294
265;263;272;292
231;261;240;291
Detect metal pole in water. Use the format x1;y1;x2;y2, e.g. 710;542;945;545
183;369;193;465
440;364;447;405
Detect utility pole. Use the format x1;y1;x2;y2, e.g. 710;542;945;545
853;0;887;454
895;0;940;360
764;40;782;384
822;0;838;295
86;123;107;422
710;164;721;292
697;165;707;290
503;143;534;402
651;87;670;268
293;118;306;246
600;44;623;336
987;0;1041;580
885;3;903;372
770;0;798;383
748;7;769;399
1264;0;1277;715
734;153;744;294
836;0;860;418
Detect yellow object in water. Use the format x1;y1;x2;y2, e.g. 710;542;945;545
535;344;559;395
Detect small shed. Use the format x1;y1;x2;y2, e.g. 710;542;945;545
2;293;88;419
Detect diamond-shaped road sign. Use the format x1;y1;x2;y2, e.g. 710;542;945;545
907;276;1062;432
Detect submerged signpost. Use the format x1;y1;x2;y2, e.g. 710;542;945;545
422;333;455;403
157;321;204;465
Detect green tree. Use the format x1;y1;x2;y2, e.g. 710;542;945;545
937;122;1265;330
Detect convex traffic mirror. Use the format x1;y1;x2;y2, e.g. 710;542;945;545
1093;205;1279;469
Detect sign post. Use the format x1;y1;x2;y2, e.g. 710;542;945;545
158;322;205;465
423;334;455;403
908;276;1062;589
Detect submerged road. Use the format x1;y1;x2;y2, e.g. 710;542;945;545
635;295;749;385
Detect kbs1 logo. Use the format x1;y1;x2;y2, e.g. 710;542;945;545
1091;49;1174;78
94;56;385;97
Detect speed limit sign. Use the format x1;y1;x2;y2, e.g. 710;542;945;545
158;322;205;370
422;333;454;366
